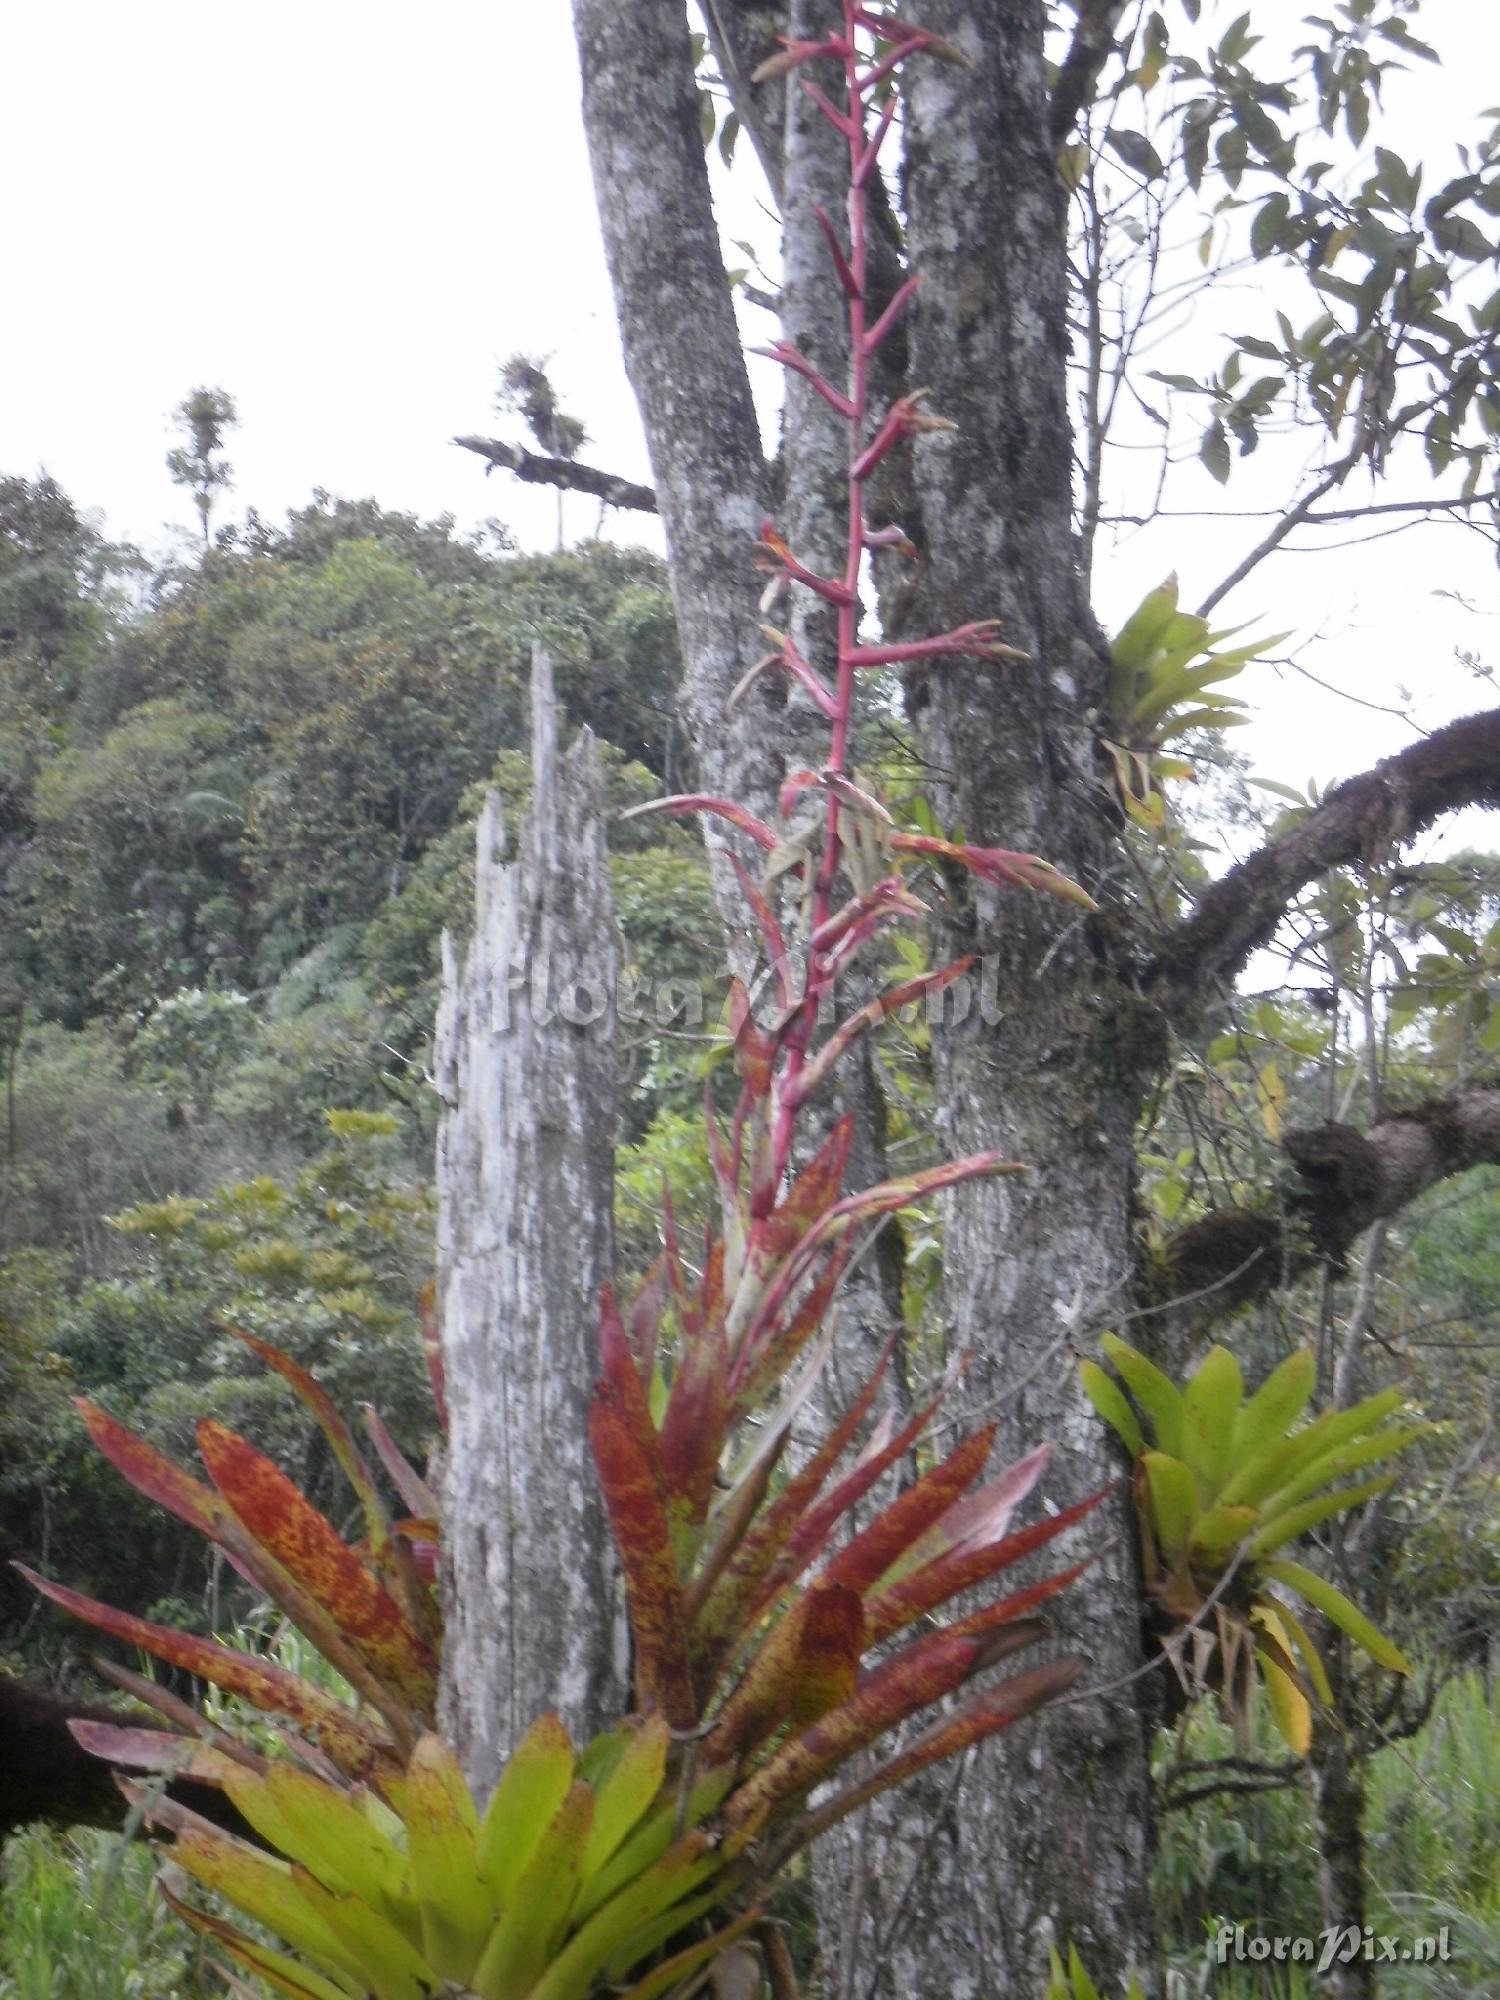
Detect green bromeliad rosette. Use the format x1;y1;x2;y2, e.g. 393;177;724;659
1082;1335;1425;1750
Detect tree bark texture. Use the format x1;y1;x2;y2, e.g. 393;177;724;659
573;0;781;852
883;4;1157;1990
435;645;628;1801
1308;1658;1375;2000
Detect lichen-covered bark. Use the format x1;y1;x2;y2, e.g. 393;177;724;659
435;647;627;1800
573;0;781;845
1308;1658;1375;2000
893;3;1158;1990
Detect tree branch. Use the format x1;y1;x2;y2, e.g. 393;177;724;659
452;435;657;514
1049;0;1129;150
1147;706;1500;1026
1152;1084;1500;1342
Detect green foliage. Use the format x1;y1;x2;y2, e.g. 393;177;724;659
1153;1675;1500;1985
1044;1941;1147;2000
1099;3;1500;510
166;386;238;548
1083;1338;1422;1749
1103;576;1279;829
0;1826;213;2000
21;698;246;1019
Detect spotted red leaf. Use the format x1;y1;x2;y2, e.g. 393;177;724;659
865;1486;1113;1644
706;1580;863;1765
195;1420;438;1716
15;1567;391;1778
589;1309;696;1731
234;1334;394;1554
820;1425;996;1597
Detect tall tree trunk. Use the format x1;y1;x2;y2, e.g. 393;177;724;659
574;2;1159;1989
435;646;628;1800
879;3;1158;1990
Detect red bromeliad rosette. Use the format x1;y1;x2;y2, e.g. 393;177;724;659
21;10;1112;1997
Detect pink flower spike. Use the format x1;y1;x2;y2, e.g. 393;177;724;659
779;769;822;820
845;621;1028;668
856;9;968;64
791;957;978;1108
727;650;780;713
864;523;919;556
822;771;894;824
856;48;910;96
759;522;857;607
730;853;792;1010
889;833;1099;911
759;627;839;717
854;94;899;187
851;392;952;483
812;205;861;301
751;37;849;85
863;273;923;355
801;79;857;139
811;878;929;955
751;341;858;421
854;7;923;40
850;402;911;484
620;792;778;852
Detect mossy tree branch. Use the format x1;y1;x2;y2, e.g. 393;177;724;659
1150;1084;1500;1345
1146;707;1500;1030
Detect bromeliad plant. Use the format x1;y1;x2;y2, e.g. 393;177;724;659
1082;1335;1423;1752
20;9;1111;1996
1102;575;1282;830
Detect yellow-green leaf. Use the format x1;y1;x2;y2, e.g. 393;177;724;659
1220;1389;1405;1509
1245;1473;1397;1559
525;1836;720;2000
471;1781;594;2000
477;1710;576;1906
1080;1361;1143;1458
264;1766;414;1915
1256;1424;1426;1520
1181;1345;1243;1499
1100;1334;1184;1457
1257;1061;1286;1140
1263;1559;1412;1673
1254;1607;1312;1754
167;1825;362;1983
1230;1350;1315;1468
574;1764;734;1924
1190;1502;1259;1560
1268;1595;1334;1705
580;1714;671;1887
291;1870;430;2000
1143;1451;1199;1564
613;1908;763;2000
404;1733;491;1984
1111;577;1180;677
158;1876;355;2000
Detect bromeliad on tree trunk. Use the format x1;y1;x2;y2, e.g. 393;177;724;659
19;10;1112;1996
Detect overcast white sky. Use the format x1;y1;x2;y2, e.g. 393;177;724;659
2;0;1497;820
